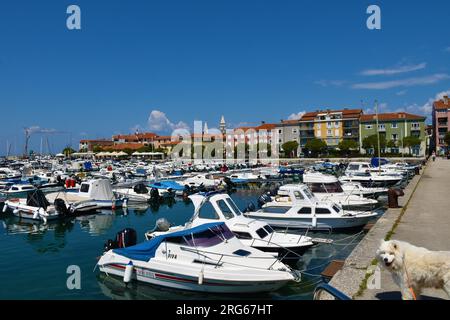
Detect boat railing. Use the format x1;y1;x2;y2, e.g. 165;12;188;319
313;283;351;300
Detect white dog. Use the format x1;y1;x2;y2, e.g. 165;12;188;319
376;240;450;300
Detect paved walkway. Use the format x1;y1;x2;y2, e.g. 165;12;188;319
359;157;450;300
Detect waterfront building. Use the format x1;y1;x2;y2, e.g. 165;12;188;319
275;119;301;155
79;139;114;152
359;112;427;156
296;109;362;152
432;95;450;154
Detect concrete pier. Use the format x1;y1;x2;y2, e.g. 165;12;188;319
320;158;450;300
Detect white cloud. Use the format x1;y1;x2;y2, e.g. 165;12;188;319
415;90;450;116
314;80;347;87
148;110;189;132
288;111;306;120
26;126;62;135
360;62;427;76
396;90;407;96
352;74;450;90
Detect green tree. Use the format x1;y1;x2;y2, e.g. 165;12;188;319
137;145;154;153
362;134;386;155
444;132;450;147
403;136;421;155
386;140;397;149
281;141;299;158
304;139;327;157
337;139;358;156
92;145;104;153
62;147;76;156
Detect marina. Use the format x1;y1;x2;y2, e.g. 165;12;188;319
0;156;419;299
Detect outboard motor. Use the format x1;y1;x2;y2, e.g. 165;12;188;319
54;198;70;217
243;202;256;213
257;193;272;208
150;187;160;202
268;185;280;196
223;177;235;188
154;218;171;232
115;228;137;248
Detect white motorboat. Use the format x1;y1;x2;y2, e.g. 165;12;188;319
1;184;36;197
0;167;21;180
181;174;224;188
3;190;61;223
46;178;128;210
146;192;315;258
228;171;266;184
98;222;297;293
113;182;173;203
341;162;404;187
246;184;379;230
302;172;378;209
340;182;388;199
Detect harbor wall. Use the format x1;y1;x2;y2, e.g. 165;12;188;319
317;162;427;299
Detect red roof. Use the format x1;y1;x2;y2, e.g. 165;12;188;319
434;96;450;110
360;112;426;122
300;109;362;121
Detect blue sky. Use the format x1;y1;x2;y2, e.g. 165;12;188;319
0;0;449;155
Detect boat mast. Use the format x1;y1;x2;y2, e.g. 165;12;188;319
375;100;381;173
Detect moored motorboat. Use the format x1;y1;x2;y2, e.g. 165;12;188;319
98;223;297;293
145;192;316;259
247;184;379;230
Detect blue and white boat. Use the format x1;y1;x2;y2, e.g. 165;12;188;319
98;222;296;293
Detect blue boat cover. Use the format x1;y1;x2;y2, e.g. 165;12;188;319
113;222;225;262
149;180;185;191
84;162;93;170
371;158;389;167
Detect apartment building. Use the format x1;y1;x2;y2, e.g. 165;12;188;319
432;95;450;154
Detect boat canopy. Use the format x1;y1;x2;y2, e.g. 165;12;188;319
371;158;390;167
113;222;228;262
149;180;185;191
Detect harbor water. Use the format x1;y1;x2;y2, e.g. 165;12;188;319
0;187;385;300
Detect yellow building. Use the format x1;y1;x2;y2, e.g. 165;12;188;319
300;109;362;148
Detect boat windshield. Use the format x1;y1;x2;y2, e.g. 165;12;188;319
225;198;242;216
302;188;315;200
185;224;235;248
217;199;235;220
260;206;290;214
309;182;343;193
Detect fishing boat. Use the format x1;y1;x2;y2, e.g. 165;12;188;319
302;172;379;209
98;222;297;293
246;184;379;230
145;192;316;258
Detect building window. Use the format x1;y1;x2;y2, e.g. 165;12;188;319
278;129;282;134
327;129;332;136
411;123;420;130
378;124;385;130
391;123;398;129
334;121;339;128
365;125;373;129
292;129;298;134
392;134;398;141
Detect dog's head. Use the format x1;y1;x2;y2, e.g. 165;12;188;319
376;240;403;271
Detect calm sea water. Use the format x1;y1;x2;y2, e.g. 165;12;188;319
0;189;379;300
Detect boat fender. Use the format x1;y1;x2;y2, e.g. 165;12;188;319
13;209;19;215
312;216;317;228
123;261;134;284
123;198;128;208
2;204;7;213
198;270;204;285
33;210;39;220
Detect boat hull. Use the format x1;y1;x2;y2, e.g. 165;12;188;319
99;263;290;293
